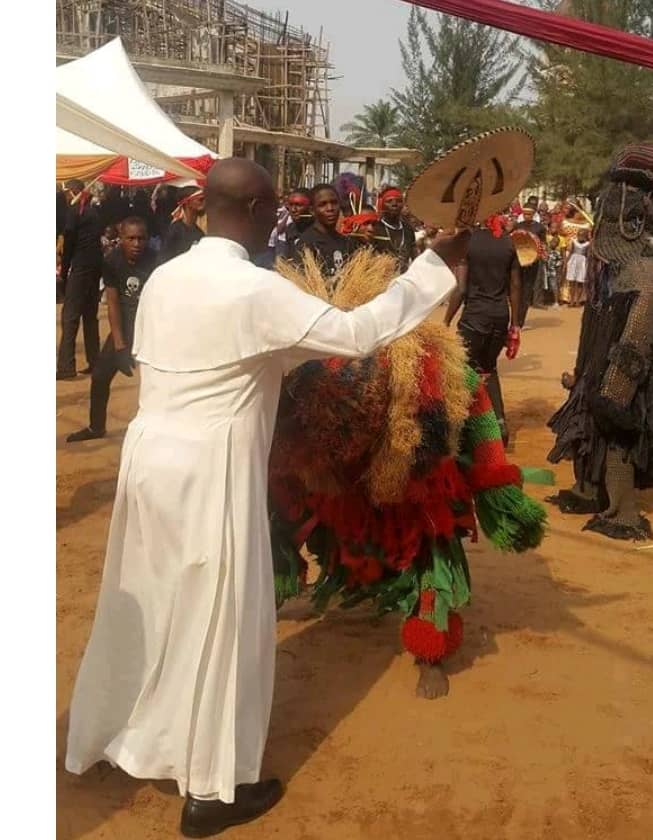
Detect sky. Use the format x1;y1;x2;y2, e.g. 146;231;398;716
272;0;412;139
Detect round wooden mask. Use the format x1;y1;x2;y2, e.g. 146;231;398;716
405;128;535;229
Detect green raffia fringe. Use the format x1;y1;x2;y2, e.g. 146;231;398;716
270;512;305;608
475;485;546;553
336;567;420;615
521;466;555;486
273;543;302;608
420;537;471;630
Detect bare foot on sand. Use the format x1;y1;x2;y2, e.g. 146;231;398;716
416;662;449;699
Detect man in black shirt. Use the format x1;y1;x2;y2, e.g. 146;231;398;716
445;222;521;444
371;187;417;272
280;188;313;258
516;206;546;326
290;184;357;287
159;187;205;264
67;218;157;442
57;179;104;380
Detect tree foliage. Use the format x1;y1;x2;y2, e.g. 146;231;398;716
340;99;401;147
391;7;527;183
529;0;653;196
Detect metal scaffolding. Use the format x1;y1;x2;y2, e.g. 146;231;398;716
56;0;333;139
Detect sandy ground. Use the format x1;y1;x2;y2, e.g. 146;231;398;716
57;303;653;840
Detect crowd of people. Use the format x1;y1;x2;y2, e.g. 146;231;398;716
56;174;594;453
56;180;207;441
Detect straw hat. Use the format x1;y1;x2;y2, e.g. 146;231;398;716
405;127;535;229
510;229;540;267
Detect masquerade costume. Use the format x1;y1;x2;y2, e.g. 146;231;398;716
271;248;546;666
548;143;653;540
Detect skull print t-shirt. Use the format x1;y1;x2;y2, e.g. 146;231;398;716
102;246;158;317
291;224;358;279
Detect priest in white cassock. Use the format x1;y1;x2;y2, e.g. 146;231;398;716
65;159;469;838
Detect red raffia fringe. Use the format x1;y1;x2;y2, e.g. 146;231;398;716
399;0;653;70
401;612;464;663
466;462;522;493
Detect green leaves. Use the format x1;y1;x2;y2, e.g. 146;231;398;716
340;99;401;148
391;5;528;183
529;0;653;196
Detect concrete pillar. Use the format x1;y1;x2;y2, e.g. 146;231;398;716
277;147;287;193
217;91;234;158
314;153;325;183
244;142;256;161
364;156;376;194
305;159;315;188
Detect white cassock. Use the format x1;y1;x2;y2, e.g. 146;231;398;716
65;237;455;802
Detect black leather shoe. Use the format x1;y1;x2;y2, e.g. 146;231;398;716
56;371;77;381
67;427;106;443
180;779;283;838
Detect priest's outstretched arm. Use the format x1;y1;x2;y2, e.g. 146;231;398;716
286;250;455;365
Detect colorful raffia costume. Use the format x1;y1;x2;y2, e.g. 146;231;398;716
548;143;653;540
270;247;546;665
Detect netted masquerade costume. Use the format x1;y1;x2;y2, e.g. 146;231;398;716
548;143;653;540
270;248;546;664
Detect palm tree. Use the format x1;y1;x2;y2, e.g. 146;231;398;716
340;99;401;147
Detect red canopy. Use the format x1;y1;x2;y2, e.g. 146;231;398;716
400;0;653;70
98;154;215;187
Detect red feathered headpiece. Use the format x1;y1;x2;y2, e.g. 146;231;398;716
484;214;506;238
377;188;403;212
340;211;379;235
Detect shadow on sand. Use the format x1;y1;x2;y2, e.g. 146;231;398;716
56;539;650;840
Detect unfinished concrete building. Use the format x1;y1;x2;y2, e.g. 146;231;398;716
56;0;420;189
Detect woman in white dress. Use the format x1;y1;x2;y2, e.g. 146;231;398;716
565;228;590;306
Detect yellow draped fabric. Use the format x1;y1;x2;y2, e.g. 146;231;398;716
56;154;119;183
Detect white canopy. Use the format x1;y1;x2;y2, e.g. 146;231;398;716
56;38;217;182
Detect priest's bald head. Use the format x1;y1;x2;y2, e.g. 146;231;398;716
205;158;278;258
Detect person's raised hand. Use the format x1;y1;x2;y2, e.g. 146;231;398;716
430;228;472;269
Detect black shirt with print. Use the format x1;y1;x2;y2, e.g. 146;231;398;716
291;224;358;276
102;247;158;318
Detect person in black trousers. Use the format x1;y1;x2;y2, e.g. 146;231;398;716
516;206;546;328
67;218;157;442
57;180;104;379
444;221;521;445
